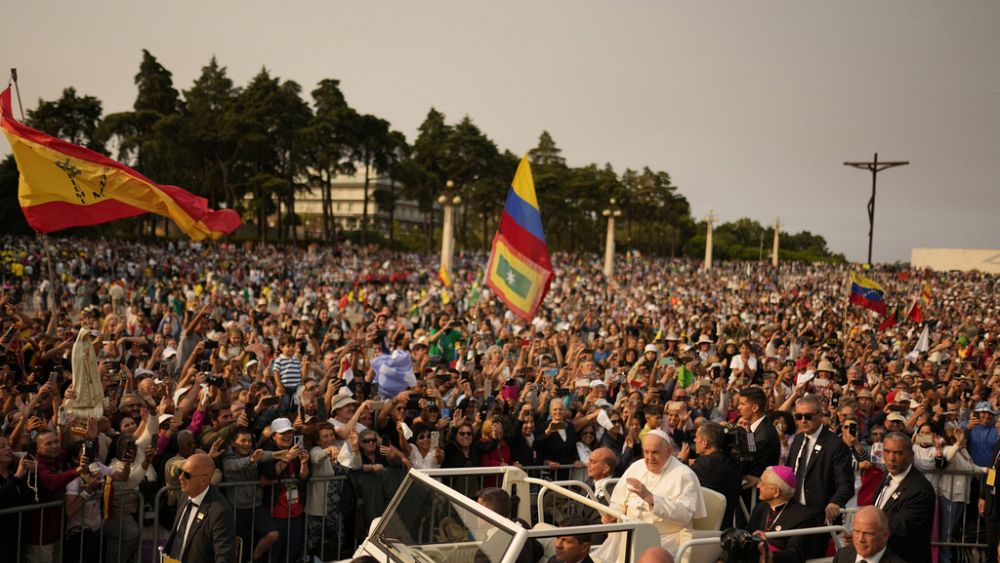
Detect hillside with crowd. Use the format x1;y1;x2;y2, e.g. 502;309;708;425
0;235;996;563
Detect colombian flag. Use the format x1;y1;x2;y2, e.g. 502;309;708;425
849;272;888;316
485;156;552;320
0;88;240;240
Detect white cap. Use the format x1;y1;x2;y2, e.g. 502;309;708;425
646;429;675;449
163;347;178;359
158;414;174;425
270;418;294;434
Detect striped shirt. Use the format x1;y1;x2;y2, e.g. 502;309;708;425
272;354;303;389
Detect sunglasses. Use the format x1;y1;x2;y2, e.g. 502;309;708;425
793;412;818;421
457;432;473;437
580;432;596;437
181;470;199;480
610;419;622;425
361;438;377;444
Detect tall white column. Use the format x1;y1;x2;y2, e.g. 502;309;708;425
441;203;454;274
437;183;460;278
771;217;781;268
704;210;716;271
602;201;621;277
603;215;615;277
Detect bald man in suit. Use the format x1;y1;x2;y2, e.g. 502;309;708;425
164;453;237;563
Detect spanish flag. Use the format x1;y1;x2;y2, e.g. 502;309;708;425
485;156;552;320
920;282;932;304
0;88;240;240
849;272;888;316
438;264;452;287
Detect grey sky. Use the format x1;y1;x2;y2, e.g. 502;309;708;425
3;1;998;262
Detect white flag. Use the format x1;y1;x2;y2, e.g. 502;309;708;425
907;325;930;361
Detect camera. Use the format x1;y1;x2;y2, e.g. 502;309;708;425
722;427;755;465
206;374;226;387
720;527;764;563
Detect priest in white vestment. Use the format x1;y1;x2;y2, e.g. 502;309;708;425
593;429;706;561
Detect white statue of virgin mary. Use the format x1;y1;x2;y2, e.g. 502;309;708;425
65;327;104;418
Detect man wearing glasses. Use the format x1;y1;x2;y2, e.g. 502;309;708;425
787;394;854;522
165;453;236;563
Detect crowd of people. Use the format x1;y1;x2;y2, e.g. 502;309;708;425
0;234;997;563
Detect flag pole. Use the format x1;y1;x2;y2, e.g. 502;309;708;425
9;69;58;325
9;69;25;121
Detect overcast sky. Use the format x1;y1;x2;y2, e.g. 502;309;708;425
2;1;998;262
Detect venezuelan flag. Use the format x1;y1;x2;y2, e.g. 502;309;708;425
849;272;888;315
1;88;240;240
486;156;552;320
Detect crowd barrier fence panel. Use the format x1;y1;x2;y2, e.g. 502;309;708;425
0;489;143;563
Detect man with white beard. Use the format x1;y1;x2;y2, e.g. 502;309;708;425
594;429;706;560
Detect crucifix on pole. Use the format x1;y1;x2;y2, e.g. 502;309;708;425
844;153;909;266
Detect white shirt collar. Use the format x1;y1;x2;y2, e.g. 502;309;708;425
189;486;210;507
889;463;913;484
749;415;765;433
805;426;824;443
856;546;886;563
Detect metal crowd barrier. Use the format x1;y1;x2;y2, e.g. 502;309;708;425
144;466;581;563
149;475;355;563
0;489;144;563
675;525;848;563
926;467;989;555
16;462;984;563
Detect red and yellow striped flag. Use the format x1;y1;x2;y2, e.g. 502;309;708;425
920;282;932;304
1;88;240;240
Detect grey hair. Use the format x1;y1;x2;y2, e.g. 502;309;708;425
795;394;822;412
697;422;725;450
761;467;795;499
883;431;912;450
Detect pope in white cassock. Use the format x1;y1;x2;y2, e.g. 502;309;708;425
592;429;706;561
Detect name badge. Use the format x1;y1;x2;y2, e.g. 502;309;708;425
987;469;996;487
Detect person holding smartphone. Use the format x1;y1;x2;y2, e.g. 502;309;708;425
260;418;310;563
427;315;462;365
533;399;580;480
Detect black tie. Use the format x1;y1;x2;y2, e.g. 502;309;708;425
172;500;198;557
876;475;891;508
795;437;811;474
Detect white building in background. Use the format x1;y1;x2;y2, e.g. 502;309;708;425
911;247;1000;274
296;172;427;236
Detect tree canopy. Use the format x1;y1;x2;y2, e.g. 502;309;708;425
0;51;844;263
